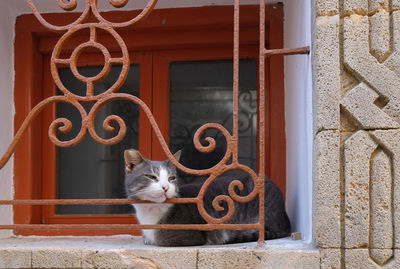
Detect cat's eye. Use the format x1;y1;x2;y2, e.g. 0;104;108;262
145;174;158;181
168;176;176;182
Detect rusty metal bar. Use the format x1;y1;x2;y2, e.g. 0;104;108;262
232;0;240;164
0;198;196;205
0;224;261;231
263;46;310;57
257;0;267;247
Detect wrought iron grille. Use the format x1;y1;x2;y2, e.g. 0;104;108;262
0;0;309;246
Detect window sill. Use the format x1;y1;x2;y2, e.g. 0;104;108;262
0;235;319;269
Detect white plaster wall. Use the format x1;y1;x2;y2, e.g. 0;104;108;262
0;1;15;238
0;0;313;242
282;0;313;242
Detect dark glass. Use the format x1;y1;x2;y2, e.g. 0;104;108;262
169;60;258;183
56;65;139;215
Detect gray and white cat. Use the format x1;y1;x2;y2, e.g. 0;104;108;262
124;149;291;246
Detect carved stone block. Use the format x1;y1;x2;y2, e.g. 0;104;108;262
0;248;31;269
341;83;399;129
312;15;340;132
394;0;400;9
344;131;377;249
313;130;340;248
343;14;400;124
345;249;400;269
342;0;368;15
320;249;341;269
383;10;400;76
369;0;390;13
319;0;400;267
344;130;400;266
370;10;391;62
33;248;81;269
371;130;400;249
197;248;320;269
313;0;339;16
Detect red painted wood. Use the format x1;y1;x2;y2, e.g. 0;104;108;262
13;5;285;235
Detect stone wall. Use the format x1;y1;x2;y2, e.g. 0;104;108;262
0;236;319;269
313;0;400;267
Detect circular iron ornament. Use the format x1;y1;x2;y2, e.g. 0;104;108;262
48;99;89;147
69;41;111;83
51;24;129;101
196;164;260;224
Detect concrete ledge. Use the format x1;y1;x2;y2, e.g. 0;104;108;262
0;235;319;269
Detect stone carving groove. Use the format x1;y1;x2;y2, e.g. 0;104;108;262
341;83;399;129
369;148;393;265
371;130;400;249
369;0;392;63
341;1;400;267
344;131;377;249
342;2;400;124
344;130;399;266
383;10;400;76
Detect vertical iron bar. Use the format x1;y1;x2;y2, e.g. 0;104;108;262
232;0;240;164
257;0;266;246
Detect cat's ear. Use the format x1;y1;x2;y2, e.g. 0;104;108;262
173;150;182;162
166;150;182;165
124;149;144;172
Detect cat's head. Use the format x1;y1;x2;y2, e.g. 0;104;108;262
124;149;181;203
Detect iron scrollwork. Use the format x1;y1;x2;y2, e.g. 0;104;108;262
0;0;263;233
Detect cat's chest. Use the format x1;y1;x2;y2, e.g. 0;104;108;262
133;204;172;244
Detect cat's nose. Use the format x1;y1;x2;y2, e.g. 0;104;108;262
162;184;169;192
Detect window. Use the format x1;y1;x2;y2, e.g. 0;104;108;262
13;5;284;235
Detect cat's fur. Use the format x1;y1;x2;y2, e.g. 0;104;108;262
124;149;291;246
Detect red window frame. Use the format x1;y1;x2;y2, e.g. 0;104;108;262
13;5;284;236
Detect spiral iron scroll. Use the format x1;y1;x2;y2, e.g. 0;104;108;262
0;0;262;226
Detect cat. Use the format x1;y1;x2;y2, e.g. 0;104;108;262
124;149;291;246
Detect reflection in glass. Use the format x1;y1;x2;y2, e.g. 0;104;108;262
169;60;258;183
56;65;139;215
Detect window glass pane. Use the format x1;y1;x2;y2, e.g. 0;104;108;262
56;64;139;215
169;60;257;183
